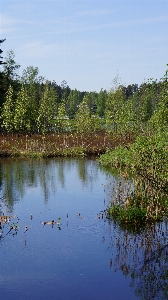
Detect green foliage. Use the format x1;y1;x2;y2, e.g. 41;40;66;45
99;131;168;182
149;74;168;133
66;89;84;118
13;85;29;132
105;85;126;132
37;81;57;133
117;98;137;133
90;114;103;132
107;205;147;226
21;66;44;85
62;146;85;157
1;50;168;231
84;91;98;113
3;50;20;88
96;89;107;117
99;130;168;225
74;99;92;133
1;50;167;138
98;146;131;168
21;66;45;132
55;101;71;133
61;80;70;101
1;85;14;132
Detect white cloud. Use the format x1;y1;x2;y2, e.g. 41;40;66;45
21;40;80;59
21;41;56;57
0;13;35;35
21;14;168;37
0;14;18;34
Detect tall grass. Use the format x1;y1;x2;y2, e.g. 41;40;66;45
0;132;135;158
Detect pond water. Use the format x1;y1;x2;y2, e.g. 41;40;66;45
0;158;168;300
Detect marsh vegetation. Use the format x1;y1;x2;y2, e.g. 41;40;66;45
0;49;168;234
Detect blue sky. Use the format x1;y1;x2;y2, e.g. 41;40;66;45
0;0;168;92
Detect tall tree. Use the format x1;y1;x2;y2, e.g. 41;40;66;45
105;85;126;132
149;68;168;132
61;80;71;101
56;101;71;133
13;85;29;132
84;92;98;113
3;50;20;90
66;89;84;118
21;66;44;132
96;89;107;117
0;39;6;65
0;38;6;106
1;85;14;132
51;81;62;103
37;81;57;133
74;99;92;133
21;66;44;85
117;97;136;133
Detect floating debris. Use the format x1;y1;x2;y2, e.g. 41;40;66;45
42;220;59;226
0;215;16;220
41;218;61;230
0;215;16;224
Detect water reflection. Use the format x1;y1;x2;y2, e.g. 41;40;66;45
101;176;168;300
0;158;100;210
102;176;168;300
105;219;168;299
0;158;168;300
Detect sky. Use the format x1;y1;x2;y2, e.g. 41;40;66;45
0;0;168;92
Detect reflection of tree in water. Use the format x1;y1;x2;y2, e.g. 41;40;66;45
0;158;58;206
77;158;88;183
77;159;100;192
106;219;168;299
0;158;101;210
0;161;3;192
57;159;65;188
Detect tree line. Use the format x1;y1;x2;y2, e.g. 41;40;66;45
0;49;167;134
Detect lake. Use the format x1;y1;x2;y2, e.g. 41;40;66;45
0;158;167;300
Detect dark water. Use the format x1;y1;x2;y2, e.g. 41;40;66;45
0;158;167;300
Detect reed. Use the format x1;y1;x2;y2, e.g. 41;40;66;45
0;132;135;158
106;174;168;230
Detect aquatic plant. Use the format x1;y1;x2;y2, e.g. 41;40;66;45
105;171;168;230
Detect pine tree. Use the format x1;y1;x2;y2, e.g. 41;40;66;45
0;39;6;65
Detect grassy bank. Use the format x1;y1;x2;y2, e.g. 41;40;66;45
99;131;168;229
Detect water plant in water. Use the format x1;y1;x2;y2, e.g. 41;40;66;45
99;129;168;228
105;174;168;232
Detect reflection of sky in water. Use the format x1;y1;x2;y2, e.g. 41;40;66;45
1;158;167;300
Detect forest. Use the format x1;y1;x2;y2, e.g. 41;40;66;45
0;49;167;136
0;40;168;228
